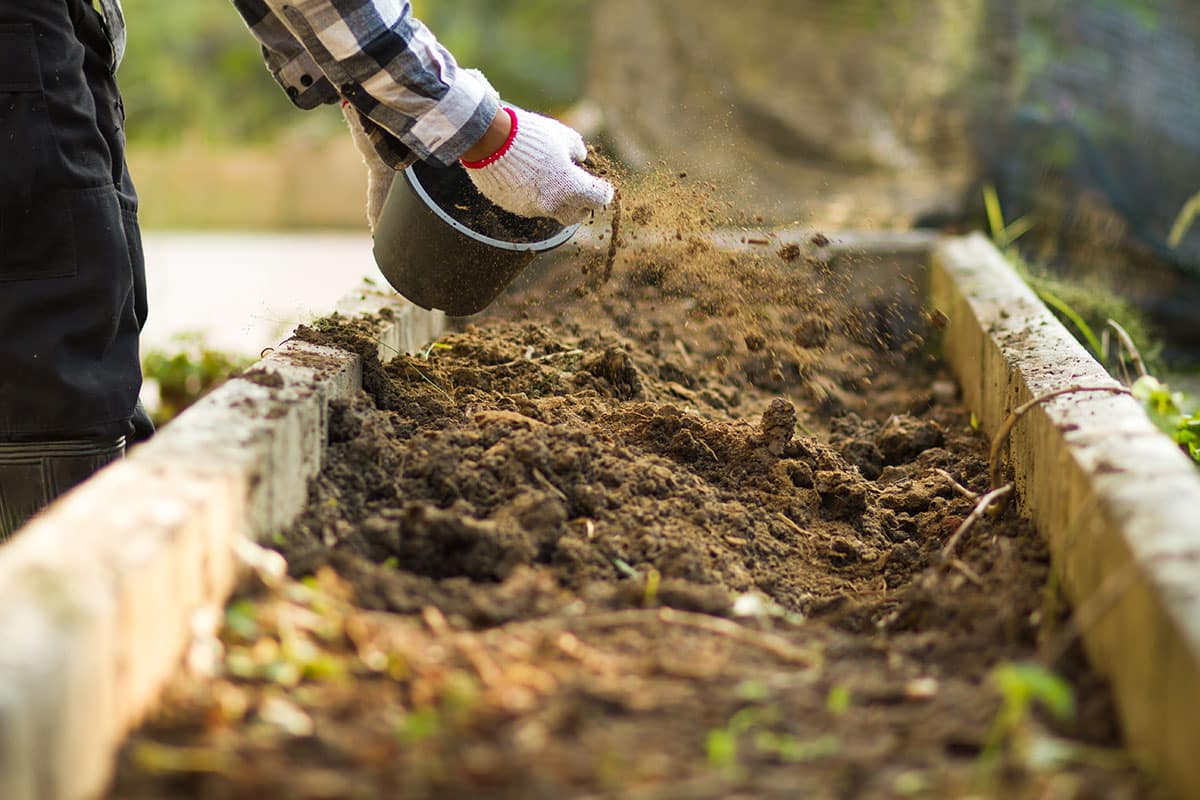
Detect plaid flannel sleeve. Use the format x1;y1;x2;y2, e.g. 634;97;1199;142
231;0;338;110
230;0;499;168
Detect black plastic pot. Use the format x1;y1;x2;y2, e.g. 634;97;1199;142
0;437;124;541
373;160;579;316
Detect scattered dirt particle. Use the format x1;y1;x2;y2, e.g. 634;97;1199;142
238;367;285;389
778;242;802;262
811;232;831;247
629;204;654;225
793;316;832;348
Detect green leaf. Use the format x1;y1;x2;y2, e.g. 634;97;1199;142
705;728;738;769
1168;191;1200;249
734;679;770;703
993;662;1076;723
1132;376;1185;435
826;685;852;716
1035;287;1102;356
983;184;1007;246
224;601;260;641
775;734;841;763
397;707;442;743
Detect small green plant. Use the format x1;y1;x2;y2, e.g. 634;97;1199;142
419;341;454;360
1133;376;1200;464
825;685;851;716
983;184;1036;252
978;662;1076;777
705;681;841;778
642;567;662;606
142;333;251;426
982;185;1159;369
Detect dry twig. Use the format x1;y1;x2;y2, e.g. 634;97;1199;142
940;484;1014;562
988;385;1132;501
485;349;585;370
1105;319;1149;381
934;468;979;501
509;608;813;666
948;558;985;587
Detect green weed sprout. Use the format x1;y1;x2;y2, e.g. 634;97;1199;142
1168;190;1200;249
706;681;841;778
981;186;1156;367
142;333;251;425
1133;376;1200;464
983;184;1035;252
978;662;1076;778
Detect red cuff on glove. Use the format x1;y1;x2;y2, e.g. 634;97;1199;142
461;107;519;169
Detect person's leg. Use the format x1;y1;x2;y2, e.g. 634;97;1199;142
77;0;155;446
0;0;149;540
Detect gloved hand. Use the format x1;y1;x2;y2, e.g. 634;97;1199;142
462;106;614;226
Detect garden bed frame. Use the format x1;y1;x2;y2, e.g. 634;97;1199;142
0;233;1197;799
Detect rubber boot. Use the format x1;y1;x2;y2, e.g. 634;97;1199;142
0;438;125;542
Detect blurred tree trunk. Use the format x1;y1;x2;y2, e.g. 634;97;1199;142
586;0;986;227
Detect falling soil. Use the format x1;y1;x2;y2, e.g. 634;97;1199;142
112;175;1155;799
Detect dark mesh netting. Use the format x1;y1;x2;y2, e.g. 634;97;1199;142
979;1;1200;276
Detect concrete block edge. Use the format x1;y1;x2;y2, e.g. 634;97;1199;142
0;290;444;800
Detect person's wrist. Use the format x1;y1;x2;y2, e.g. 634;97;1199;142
461;107;517;167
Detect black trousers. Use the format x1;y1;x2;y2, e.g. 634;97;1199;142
0;0;150;442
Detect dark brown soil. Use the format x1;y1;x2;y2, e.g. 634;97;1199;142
411;160;564;244
111;202;1155;798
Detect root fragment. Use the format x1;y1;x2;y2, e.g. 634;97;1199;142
988;385;1132;512
934;468;979;501
508;608;813;666
939;484;1014;562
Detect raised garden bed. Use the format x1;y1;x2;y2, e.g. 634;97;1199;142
3;225;1197;800
108;230;1156;798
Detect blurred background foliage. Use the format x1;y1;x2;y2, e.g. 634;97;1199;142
119;0;1199;328
120;0;591;229
119;0;590;145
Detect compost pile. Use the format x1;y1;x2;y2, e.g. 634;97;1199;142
113;176;1151;799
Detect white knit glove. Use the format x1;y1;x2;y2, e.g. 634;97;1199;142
463;107;614;225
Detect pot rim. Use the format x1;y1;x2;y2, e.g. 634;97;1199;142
404;165;580;253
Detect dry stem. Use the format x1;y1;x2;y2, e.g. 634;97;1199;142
940;484;1013;562
988;385;1132;498
509;608;813;666
948;558;985;587
934;468;979;501
1105;319;1148;381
